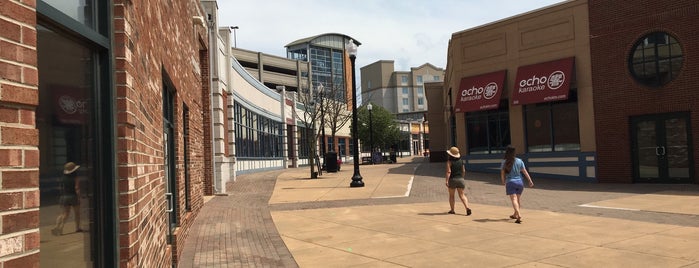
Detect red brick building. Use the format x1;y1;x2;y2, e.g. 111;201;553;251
590;0;699;183
1;0;210;267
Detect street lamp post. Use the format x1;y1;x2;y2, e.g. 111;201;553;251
367;103;374;164
231;26;239;48
347;40;364;187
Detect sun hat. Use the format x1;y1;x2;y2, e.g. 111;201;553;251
63;162;80;174
446;147;460;158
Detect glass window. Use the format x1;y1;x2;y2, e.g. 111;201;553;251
401;76;408;84
327;137;334;154
402;98;409;105
402;109;409;113
466;102;510;154
417;97;424;105
628;32;683;87
417;87;424;95
338;138;346;157
525;93;580;152
402;87;409;95
37;24;96;268
298;126;311;158
417;75;423;84
433;75;440;81
233;102;284;158
43;0;96;28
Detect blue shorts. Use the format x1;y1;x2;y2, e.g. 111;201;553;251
506;180;524;195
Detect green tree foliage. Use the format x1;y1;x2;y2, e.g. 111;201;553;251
352;103;400;152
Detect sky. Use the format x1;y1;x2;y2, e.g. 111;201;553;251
216;0;567;73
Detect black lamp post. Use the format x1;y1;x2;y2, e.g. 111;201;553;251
347;40;364;187
317;84;326;165
367;103;374;164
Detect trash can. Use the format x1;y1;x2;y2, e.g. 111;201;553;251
325;151;338;172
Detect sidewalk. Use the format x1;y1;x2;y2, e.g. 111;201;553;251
179;156;699;267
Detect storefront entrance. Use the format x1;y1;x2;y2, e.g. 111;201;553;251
631;113;693;183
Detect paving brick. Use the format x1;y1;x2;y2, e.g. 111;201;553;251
178;158;699;267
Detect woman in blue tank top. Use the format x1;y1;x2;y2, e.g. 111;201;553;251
500;145;534;223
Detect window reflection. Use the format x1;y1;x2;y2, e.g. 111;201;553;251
466;102;510;155
42;0;95;28
37;25;95;268
525;93;580;152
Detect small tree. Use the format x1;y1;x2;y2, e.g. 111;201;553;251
294;87;322;178
353;103;399;153
321;83;352;155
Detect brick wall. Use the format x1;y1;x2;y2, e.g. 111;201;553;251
0;0;40;266
113;0;208;267
201;49;213;195
590;0;699;183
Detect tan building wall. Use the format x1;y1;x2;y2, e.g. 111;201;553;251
442;0;596;180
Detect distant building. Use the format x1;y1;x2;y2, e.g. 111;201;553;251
231;47;311;92
284;34;361;158
360;61;444;155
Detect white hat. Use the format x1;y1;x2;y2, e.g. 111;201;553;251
446;147;460;158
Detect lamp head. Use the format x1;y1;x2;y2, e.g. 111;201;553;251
346;39;358;57
367;103;372;110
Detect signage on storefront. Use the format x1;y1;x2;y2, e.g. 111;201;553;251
512;57;575;105
454;70;506;113
53;87;89;125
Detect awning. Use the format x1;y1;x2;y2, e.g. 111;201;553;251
454;70;507;113
512;57;575;105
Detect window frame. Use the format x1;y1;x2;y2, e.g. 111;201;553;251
523;92;580;153
628;31;683;87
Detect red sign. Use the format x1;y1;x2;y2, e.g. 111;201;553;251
454;70;506;113
53;87;89;125
512;57;575;105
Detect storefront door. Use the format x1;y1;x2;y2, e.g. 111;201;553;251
631;113;693;183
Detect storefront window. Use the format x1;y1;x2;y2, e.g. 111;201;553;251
629;32;683;87
37;25;95;268
525;93;580;152
234;102;284;158
466;102;510;154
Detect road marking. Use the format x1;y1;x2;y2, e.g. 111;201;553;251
578;204;641;211
373;176;414;199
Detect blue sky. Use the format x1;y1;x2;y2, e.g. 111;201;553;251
217;0;567;73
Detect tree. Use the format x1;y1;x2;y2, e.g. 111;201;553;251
294;87;322;179
353;103;400;152
320;83;352;155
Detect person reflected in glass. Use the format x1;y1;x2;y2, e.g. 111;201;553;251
445;147;472;216
52;162;84;235
500;145;534;224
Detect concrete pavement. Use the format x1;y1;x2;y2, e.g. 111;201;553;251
179;156;699;267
